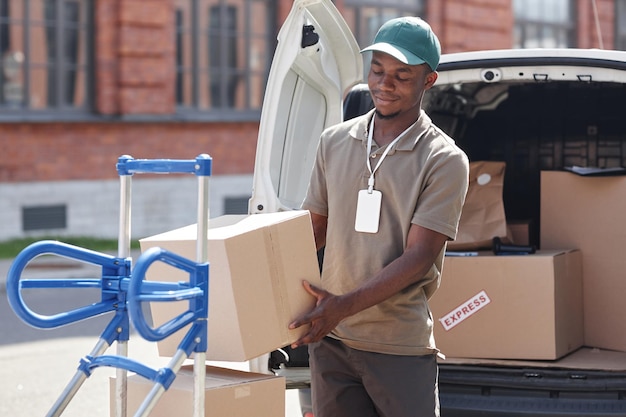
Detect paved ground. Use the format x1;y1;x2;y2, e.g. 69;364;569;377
0;251;302;416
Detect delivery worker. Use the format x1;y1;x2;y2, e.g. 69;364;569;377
289;16;469;417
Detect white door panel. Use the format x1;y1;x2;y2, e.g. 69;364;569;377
250;0;362;214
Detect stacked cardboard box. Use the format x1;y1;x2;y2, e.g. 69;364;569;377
541;171;626;351
429;161;595;361
430;250;583;360
433;169;626;360
111;366;285;417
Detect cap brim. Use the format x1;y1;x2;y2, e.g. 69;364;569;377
361;42;427;66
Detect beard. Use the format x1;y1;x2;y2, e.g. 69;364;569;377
375;109;400;120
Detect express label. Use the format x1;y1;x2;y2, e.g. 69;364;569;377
438;290;491;331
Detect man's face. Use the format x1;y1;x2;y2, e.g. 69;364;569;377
367;51;438;120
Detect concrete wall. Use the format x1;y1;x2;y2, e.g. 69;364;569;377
0;174;253;241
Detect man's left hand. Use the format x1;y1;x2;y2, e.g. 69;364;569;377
288;281;348;348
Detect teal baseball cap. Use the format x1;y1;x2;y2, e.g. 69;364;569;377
361;17;441;71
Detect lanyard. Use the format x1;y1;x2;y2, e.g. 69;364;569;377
366;116;414;193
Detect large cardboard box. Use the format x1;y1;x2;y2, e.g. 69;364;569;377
430;250;583;360
541;171;626;351
110;365;285;417
139;210;321;362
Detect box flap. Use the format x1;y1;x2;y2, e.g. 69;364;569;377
139;211;310;242
441;347;626;372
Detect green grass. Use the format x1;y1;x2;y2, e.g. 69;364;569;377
0;237;140;259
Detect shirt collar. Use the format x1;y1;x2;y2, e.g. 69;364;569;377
350;108;432;152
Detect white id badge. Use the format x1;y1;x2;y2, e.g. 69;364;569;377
355;189;382;233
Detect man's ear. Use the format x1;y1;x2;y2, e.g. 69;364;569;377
425;71;438;89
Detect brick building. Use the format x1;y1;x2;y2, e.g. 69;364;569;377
0;0;623;240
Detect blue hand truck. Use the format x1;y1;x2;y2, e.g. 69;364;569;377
6;154;213;417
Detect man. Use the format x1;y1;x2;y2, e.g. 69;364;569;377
289;16;469;417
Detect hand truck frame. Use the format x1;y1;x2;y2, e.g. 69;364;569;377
6;154;213;417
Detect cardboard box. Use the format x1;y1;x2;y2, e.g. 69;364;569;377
430;250;583;360
541;171;626;351
110;365;285;417
139;210;321;362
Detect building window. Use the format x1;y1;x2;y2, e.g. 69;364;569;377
342;0;424;78
0;0;92;112
617;0;626;50
175;0;274;117
514;0;575;48
343;0;425;51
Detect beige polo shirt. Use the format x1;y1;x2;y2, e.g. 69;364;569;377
302;109;469;356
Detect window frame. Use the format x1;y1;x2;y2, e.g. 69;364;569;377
0;0;94;120
343;0;425;79
513;0;576;48
174;0;276;122
616;0;626;50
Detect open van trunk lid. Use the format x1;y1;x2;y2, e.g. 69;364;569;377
249;0;362;215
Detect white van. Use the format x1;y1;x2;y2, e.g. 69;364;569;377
250;0;626;415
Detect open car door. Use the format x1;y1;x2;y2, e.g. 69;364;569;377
249;0;363;214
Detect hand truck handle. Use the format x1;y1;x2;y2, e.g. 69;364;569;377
128;247;209;342
116;154;212;176
6;240;128;329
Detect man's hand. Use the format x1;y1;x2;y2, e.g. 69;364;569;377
288;280;349;348
287;225;448;349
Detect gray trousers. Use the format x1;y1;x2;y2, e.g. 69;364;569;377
309;337;440;417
